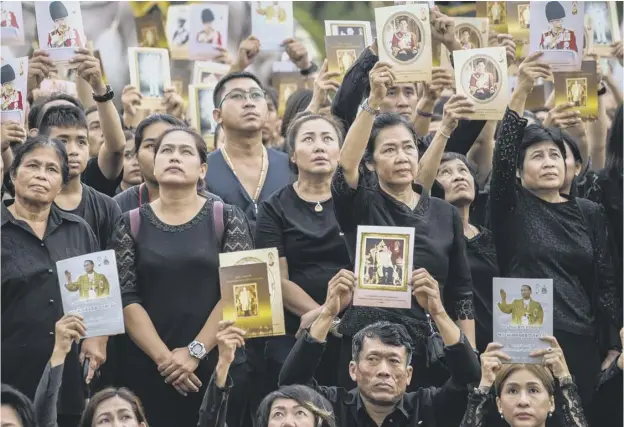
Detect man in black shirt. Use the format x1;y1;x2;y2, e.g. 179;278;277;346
279;270;480;427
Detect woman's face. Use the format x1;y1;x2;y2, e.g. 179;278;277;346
91;396;145;427
519;141;565;193
154;131;207;187
497;369;555;427
12;145;64;206
291;119;340;176
368;124;419;188
1;405;22;427
137;122;176;184
268;398;317;427
437;158;475;207
122;138;142;186
561;141;581;192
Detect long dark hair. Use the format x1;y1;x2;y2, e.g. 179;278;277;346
0;384;37;427
79;387;148;427
134;113;186;153
256;385;336;427
280;89;314;137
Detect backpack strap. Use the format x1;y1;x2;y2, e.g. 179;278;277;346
213;201;225;250
138;183;146;207
129;208;141;240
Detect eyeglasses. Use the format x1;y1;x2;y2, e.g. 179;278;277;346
218;89;266;109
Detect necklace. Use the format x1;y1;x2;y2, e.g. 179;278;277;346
294;181;330;213
221;145;268;214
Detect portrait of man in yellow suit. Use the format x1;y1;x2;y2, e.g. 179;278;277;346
64;260;110;301
498;285;544;326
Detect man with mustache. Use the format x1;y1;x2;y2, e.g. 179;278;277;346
46;1;83;48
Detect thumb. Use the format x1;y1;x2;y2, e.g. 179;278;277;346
86;357;98;384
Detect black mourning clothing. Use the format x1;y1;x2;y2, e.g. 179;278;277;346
81;157;123;197
110;197;253;427
279;330;481;427
113;184;151;213
1;202;99;416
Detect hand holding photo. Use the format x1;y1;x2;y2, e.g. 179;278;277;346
35;1;86;63
253;1;294;51
1;57;28;124
188;3;228;60
1;2;25;45
325;36;366;82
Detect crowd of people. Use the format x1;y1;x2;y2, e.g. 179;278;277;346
1;4;623;427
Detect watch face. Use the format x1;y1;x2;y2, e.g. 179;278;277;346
191;343;202;354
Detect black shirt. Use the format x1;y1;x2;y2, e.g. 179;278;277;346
56;184;121;251
255;184;351;333
81;157;123;197
204;148;292;231
113;184;150;213
331;166;474;343
1;202;99;416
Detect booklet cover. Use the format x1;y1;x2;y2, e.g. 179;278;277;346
273;72;302;117
1;56;28;124
493;278;553;363
219;248;285;337
554;60;598;120
354;226;415;309
56;250;125;338
324;20;373;46
166;5;191;60
325;35;365;82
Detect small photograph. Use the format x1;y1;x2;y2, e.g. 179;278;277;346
585;2;615;48
137;51;167;98
234;284;259;318
456;25;481;50
1;61;26;113
198;87;216;136
63;258;111;301
488;1;506;26
196;8;223;46
337;26;364;37
337;49;357;74
360;236;407;288
462;55;502;102
189;3;228;59
135;8;168;50
1;2;25;44
253;1;294;51
279;82;298;110
566;77;587;107
166;5;190;48
518;4;530;29
325;20;373;46
192;61;230;86
382;13;424;63
497;283;545;327
141;26;161;48
538;1;580;53
35;1;85;62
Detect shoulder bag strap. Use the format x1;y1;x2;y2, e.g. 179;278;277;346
213;201;225;250
129;208;141;240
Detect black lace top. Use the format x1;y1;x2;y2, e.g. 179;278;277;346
460;377;588;427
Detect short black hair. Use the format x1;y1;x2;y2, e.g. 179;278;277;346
134;113;185;153
212;71;264;108
10;136;70;186
280;89;313;137
1;384;37;427
256;385;336;427
28;93;83;130
365;112;420;164
38;104;88;137
517;124;568;170
352;321;413;365
85;260;94;265
521;285;532;291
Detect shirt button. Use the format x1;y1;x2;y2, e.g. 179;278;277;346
48;269;53;274
49;299;54;304
49;331;54;335
41;242;45;247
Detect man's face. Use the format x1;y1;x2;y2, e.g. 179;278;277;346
349;337;412;406
262;98;279;145
2;81;14;95
380;84;417;118
46;126;89;178
216;78;268;133
54;17;67;31
84;261;94;273
521;286;532;299
461;31;470;42
86;110;103;158
550;19;563;31
400;19;408;31
477;62;486;73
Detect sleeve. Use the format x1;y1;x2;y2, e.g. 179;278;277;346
596;357;623;391
255;199;286;257
197;373;232;427
330;165;373;234
330;48;378;131
444;207;474;320
222;204;254;253
108;214;141;307
443;119;488;156
82;158;123;197
489;108;528;274
555;377;589;427
278;330;327;387
458;390;490;427
33;363;63;427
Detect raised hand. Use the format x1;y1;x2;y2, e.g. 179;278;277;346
515;51;552;96
162;87;185;119
1;121;27;153
542;103;583;132
324;269;356;317
529;336;571;379
612;41;623;66
500;289;507;301
28;50;54;92
231;36;260;71
411;268;444;315
440;94;475;135
422;67;454;102
368;62;395;108
282;38;311;70
497;34;517;66
479;342;511;387
52;313;86;360
430;8;456;47
307;59;341;113
216;320;245;366
70;48;106;95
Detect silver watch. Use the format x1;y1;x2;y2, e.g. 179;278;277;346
361;98;380;116
188;340;207;360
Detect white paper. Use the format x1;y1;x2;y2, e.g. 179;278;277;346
188;3;229;60
252;1;294;51
1;56;28;123
35;1;86;63
192;61;231;86
1;2;25;45
128;48;171;100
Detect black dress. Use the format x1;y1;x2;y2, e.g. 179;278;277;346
110;198;253;427
489;108;622;411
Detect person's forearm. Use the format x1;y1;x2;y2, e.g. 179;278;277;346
282;279;321;317
412;97;435;136
2;149;13;173
94;82;125;179
467;120;496;187
214;360;231;389
124;304;170;364
416;129;450;190
34;362;63;427
76;76;96;109
456;319;476;349
194;300;224;353
588;95;608;170
309;307;334;343
509;91;528;117
431;310;461;346
339;105;377;186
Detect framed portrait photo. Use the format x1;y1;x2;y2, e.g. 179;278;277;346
166;5;190;60
585;1;621;57
188;3;229;60
192;61;230;87
324;20;373;46
189;84;217;146
128;47;171;107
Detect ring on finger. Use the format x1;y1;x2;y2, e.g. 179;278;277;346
547;347;553;353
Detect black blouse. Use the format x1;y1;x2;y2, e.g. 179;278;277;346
1;202;99;416
255;184;351;334
331;166;474;343
490;108;621;335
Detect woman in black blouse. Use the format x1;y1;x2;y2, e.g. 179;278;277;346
331;61;475;388
256;112;350;390
436;153;499;355
1;137;101;427
110;127;254;427
490;52;622;413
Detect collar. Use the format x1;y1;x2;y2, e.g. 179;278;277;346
346;388;410;421
1;199;83;227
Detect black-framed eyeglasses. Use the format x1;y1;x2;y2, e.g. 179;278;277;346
218;89;266;109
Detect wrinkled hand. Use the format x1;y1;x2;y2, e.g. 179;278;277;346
530;336;571;379
80;336;107;384
162;87;185;119
232;36;260;70
158;347;201;396
543;103;585;139
70;48;106;95
1;121;27;153
307;59;341;113
368;62;395;107
121;85;143;117
54;313;86;356
216;320;245;366
422;67;453;101
515;51;552;95
214;46;233;66
480;342;511;387
430;8;456;46
440;94;475;134
410;268;444;315
28;50;54;92
324;269;356;317
497;34;517;66
612;41;623;66
282;38;311;70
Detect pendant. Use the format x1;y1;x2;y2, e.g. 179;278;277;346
314;202;323;212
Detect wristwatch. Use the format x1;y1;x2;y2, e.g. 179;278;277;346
188;340;207;360
93;85;114;103
361;98;380;116
300;62;319;77
329;317;342;338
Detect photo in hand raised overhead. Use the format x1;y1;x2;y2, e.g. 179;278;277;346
529;1;585;72
128;47;171;106
135;6;169;49
440;17;488;67
35;1;85;63
354;226;415;309
507;2;531;58
554;60;599;120
166;5;190;60
325;36;366;82
454;46;508;120
1;57;27;124
584;2;621;57
476;1;508;35
192;61;231;87
188;3;228;60
56;250;125;338
253;1;294;51
189;84;217;142
375;4;432;83
1;1;25;45
324;20;373;46
493;278;553;363
273;71;302;117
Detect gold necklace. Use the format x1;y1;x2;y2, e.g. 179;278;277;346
294;181;330;213
221;145;268;214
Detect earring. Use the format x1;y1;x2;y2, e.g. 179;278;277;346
500;412;504;419
548;412;553;418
